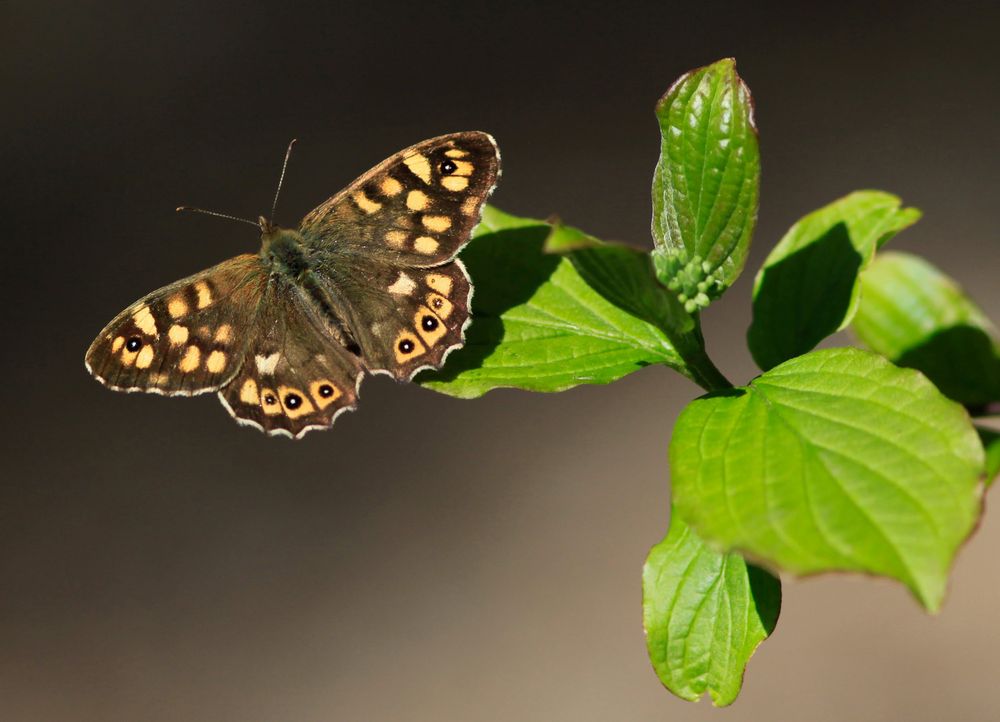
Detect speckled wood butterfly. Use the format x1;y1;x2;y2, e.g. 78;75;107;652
85;132;500;438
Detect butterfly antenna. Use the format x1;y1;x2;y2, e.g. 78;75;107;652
175;206;260;228
270;138;297;224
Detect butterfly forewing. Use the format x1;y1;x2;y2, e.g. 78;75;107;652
299;132;500;267
218;278;364;437
85;255;266;395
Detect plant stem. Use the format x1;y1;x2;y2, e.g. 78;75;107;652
669;320;733;392
655;294;733;392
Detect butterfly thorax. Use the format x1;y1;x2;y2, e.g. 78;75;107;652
258;223;359;352
260;225;311;278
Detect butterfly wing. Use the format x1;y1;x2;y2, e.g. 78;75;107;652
298;131;498;380
305;257;472;380
299;131;500;266
218;275;365;438
85;255;266;395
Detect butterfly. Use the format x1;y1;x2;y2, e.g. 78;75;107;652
85;132;501;438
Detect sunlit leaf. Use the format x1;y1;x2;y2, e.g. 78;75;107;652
643;511;780;705
670;347;982;611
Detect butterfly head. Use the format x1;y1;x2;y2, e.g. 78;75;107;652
258;215;276;235
259;221;309;276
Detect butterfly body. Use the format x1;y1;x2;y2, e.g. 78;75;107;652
261;224;311;276
86;132;500;438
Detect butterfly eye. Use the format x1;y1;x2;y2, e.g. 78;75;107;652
398;339;415;354
439;159;457;175
318;384;335;398
125;337;142;352
421;315;439;332
284;393;302;409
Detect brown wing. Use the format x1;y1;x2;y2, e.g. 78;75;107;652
217;276;365;438
298;131;500;267
84;255;266;396
303;257;472;381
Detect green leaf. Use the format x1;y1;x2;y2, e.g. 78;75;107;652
670;347;983;611
541;218;604;253
748;191;921;371
853;251;1000;406
978;428;1000;487
651;57;759;310
419;207;683;397
643;511;780;706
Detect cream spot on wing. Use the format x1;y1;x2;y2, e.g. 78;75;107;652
425;273;454;296
111;336;124;353
461;196;479;215
214;324;232;344
414;236;439;254
255;352;280;375
167;295;188;318
451;160;474;177
278;385;315;419
385;230;407;248
442;176;469;192
206;350;226;373
393;331;426;363
240;378;259;404
179;345;201;372
135;345;155;369
422;215;452;232
387;272;417;296
427;292;454;319
132;305;157;336
406;190;429;211
444;149;468;158
353;191;382;214
194;281;212;309
168;324;189;346
380;177;403;196
414;305;447;347
403;153;432;183
260;387;282;415
310;379;342;409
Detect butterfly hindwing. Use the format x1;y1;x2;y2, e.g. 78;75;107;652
308;258;472;380
85;255;266;395
299;131;500;266
218;277;364;438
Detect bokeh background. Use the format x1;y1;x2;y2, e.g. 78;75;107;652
4;1;999;719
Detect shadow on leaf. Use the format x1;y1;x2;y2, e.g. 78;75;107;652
746;564;782;635
567;246;678;331
748;222;862;370
896;325;1000;407
418;222;558;384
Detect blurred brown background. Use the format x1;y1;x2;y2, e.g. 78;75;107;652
3;1;999;719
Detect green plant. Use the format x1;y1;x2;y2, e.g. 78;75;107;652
419;58;998;705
